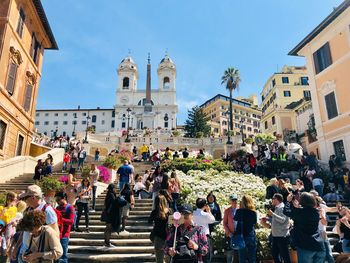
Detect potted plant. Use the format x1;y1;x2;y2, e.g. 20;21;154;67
39;177;64;198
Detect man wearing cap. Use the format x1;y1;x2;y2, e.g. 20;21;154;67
193;198;215;263
165;204;209;263
55;192;75;263
223;194;238;263
18;185;59;263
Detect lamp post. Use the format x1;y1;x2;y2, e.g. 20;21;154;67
240;120;245;146
84;114;90;143
125;107;132;142
72;113;77;137
226;111;232;144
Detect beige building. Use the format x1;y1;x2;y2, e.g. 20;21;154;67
200;94;262;138
260;66;311;138
0;0;57;160
289;0;350;164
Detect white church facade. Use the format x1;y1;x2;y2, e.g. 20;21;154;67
34;54;178;136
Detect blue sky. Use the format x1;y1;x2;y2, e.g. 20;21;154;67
39;0;343;124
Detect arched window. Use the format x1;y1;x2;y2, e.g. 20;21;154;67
164;113;169;128
91;115;97;123
163;77;170;89
123;77;130;89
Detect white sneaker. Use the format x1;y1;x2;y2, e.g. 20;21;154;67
120;230;129;234
104;244;116;248
90;209;96;212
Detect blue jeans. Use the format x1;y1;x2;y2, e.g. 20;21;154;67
343;239;350;253
238;236;256;263
226;249;234;263
119;181;127;191
296;247;326;263
171;193;180;211
59;237;69;263
324;239;334;263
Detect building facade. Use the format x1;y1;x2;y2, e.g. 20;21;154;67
260;66;311;137
0;0;57;160
35;108;114;137
200;94;262;138
289;0;350;164
35;54;179;136
115;54;178;130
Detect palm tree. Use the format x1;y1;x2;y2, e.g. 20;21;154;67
221;68;241;144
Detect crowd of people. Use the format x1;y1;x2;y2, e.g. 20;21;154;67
2;138;350;263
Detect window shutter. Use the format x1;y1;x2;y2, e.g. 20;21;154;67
313;51;320;74
30;34;35;59
324;42;332;65
23;85;33;112
325;92;338;119
6;63;18;95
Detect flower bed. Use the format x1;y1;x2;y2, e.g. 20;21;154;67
161;158;230;173
176;169;271;259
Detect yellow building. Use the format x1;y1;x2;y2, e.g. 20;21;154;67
200;94;262;138
289;0;350;164
0;0;57;160
260;65;311;138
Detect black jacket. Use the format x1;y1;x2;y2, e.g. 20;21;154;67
104;192;127;232
283;202;324;251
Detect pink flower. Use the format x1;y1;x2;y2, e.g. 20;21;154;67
202;159;212;163
98;166;111;183
59;176;68;183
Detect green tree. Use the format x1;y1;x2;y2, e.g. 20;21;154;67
221;68;241;143
184;106;211;138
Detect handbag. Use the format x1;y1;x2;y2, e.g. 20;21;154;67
230;210;245;250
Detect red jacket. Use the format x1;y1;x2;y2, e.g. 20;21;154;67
63;153;71;163
223;207;236;237
57;203;75;238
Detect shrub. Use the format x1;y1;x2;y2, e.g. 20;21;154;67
39;177;64;193
161;158;230;173
103;156;121;170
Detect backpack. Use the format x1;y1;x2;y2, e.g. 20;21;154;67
42;204;71;238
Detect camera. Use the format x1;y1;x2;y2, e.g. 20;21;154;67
264;201;274;211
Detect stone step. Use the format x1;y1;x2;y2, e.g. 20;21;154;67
70;232;150;239
68;253;154;263
84;220;151;226
68;245;154;254
69;238;152;246
73;225;152;232
80;214;150;220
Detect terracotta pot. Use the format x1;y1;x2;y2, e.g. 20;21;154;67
262;260;274;263
290;249;298;263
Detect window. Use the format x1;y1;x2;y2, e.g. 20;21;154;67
45;113;49;117
301;77;309;85
163;77;170;89
82;121;86;125
112;110;115;117
6;62;18;95
283;91;291;97
72;121;77;125
241;118;245;122
325;92;338;120
30;34;41;64
101;120;105;125
92;115;97;123
122;122;126;128
16;135;24;156
272;79;276;87
54;121;58;125
164;114;169;128
54;113;58;117
44;121;49;125
123;77;130;88
282;77;289;84
64;113;68;116
333;140;346;161
111;120;115;128
0;120;7;150
35;121;40;125
102;112;105;116
247;127;252;132
272;116;276;125
16;9;25;38
36;113;40;117
82;113;87;116
313;42;332;74
235;116;239;120
63;121;68;125
304;90;311;98
23;84;34;112
265;121;268;129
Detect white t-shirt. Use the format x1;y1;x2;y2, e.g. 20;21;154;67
318;204;327;232
193;209;216;236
